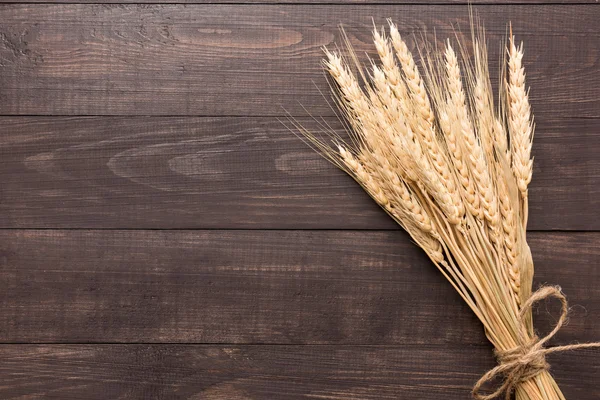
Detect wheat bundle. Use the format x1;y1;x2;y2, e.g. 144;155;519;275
290;18;599;400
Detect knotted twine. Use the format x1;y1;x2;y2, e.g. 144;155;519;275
472;286;600;400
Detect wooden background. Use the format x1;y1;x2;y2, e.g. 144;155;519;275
0;1;598;399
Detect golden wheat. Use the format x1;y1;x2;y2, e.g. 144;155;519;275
290;17;600;400
507;34;534;228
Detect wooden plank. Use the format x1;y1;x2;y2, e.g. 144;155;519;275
1;116;598;230
0;0;594;4
0;344;501;400
0;344;598;400
0;0;594;3
0;230;598;344
0;5;598;117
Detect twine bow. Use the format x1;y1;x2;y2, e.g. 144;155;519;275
472;286;600;400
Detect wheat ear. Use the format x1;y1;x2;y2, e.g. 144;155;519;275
440;42;483;220
386;23;464;225
507;34;534;227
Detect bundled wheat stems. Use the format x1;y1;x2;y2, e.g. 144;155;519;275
292;18;600;400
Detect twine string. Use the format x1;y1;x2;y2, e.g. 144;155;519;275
472;286;600;400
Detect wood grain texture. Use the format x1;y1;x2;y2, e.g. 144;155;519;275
1;3;599;399
1;344;599;400
0;344;503;400
0;0;595;4
0;0;596;5
1;116;598;230
0;5;598;117
1;230;598;344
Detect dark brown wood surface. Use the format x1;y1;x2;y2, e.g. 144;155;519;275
0;116;598;230
0;5;598;118
1;345;598;400
0;2;599;400
0;230;598;344
0;0;595;4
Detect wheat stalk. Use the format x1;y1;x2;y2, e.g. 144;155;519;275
286;17;600;400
